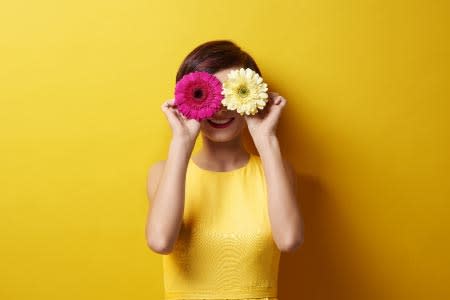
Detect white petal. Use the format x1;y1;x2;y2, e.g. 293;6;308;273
245;68;253;79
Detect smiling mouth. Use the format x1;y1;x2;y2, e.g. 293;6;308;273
207;118;235;128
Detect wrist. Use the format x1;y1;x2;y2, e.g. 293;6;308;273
254;134;278;147
255;135;283;165
172;135;194;145
254;135;280;155
170;136;195;153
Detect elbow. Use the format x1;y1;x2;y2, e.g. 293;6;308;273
278;234;304;253
146;235;174;255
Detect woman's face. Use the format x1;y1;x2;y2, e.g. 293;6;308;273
199;67;247;142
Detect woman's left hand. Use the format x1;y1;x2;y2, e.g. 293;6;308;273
245;91;287;144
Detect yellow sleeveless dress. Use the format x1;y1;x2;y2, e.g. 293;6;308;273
162;153;281;300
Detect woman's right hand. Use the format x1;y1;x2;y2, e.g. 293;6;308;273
161;99;201;145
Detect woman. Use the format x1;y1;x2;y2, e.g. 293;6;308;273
146;40;304;300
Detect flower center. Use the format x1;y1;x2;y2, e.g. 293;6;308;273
237;85;249;98
193;88;204;100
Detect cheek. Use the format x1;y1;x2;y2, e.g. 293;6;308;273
234;116;246;129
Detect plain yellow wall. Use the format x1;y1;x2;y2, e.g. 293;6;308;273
1;1;449;299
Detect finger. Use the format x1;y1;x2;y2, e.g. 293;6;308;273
260;99;272;115
170;106;185;121
265;98;285;118
176;109;188;121
267;102;284;121
277;96;287;107
161;102;175;116
161;100;180;119
265;96;277;110
268;92;279;99
274;95;286;105
162;99;176;109
265;95;274;106
165;108;183;126
161;100;172;111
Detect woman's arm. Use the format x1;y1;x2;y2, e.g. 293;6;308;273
146;99;200;254
256;135;304;252
146;137;194;254
245;92;304;252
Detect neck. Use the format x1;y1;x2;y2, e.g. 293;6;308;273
196;134;249;165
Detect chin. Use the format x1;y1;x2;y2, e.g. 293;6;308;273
204;133;240;143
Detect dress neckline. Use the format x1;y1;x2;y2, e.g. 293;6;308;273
190;153;253;174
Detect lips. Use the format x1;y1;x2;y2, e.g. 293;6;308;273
207;117;235;128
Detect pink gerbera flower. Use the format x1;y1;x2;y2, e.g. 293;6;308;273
174;71;224;121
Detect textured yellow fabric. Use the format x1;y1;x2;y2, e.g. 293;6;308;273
162;153;281;300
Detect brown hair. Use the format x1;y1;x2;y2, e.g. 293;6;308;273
175;40;262;83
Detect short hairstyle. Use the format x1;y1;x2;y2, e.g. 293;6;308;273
175;40;262;83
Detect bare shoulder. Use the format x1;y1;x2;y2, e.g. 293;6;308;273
146;160;166;202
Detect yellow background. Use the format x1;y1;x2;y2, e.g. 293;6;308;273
1;1;449;299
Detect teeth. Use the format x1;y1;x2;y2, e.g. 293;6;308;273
209;118;233;124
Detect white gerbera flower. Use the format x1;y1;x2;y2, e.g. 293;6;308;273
221;67;269;116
